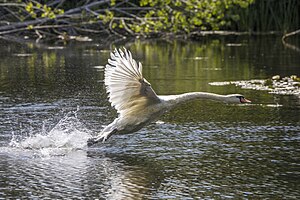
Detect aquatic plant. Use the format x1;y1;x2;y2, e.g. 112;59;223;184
210;76;300;96
236;0;300;32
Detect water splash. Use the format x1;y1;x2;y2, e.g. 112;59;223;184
9;109;92;157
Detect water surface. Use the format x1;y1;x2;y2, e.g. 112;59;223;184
0;36;299;199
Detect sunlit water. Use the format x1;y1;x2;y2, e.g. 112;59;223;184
0;37;299;199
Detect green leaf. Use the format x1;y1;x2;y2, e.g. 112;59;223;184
27;25;34;30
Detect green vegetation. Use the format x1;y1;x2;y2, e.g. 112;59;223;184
133;0;255;35
0;0;299;41
236;0;300;32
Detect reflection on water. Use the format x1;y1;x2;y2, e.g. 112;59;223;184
0;37;299;199
0;149;163;199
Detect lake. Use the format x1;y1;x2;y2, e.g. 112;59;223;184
0;36;299;199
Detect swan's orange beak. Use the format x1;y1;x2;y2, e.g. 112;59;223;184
241;97;251;103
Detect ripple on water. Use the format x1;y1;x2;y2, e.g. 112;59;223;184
1;118;300;199
0;106;300;199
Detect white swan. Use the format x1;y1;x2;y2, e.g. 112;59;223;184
87;48;251;146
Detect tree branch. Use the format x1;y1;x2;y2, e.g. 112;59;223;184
282;29;300;41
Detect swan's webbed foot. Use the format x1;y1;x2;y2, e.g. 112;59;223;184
87;137;101;147
87;129;117;147
87;136;106;147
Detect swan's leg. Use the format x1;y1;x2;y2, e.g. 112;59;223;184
87;129;117;146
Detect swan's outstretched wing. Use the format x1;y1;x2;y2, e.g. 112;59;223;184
105;48;160;117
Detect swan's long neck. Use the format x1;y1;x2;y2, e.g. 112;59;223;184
158;92;228;108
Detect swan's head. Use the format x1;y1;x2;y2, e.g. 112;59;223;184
225;94;251;104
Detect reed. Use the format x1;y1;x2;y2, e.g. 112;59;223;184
236;0;299;32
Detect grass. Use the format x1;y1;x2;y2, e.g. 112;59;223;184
236;0;300;32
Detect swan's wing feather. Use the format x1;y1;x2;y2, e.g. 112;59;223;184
105;48;160;117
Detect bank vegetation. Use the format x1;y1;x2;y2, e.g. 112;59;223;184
0;0;299;43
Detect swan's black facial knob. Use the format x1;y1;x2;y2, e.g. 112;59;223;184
236;95;251;103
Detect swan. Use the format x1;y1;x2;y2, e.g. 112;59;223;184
87;48;251;146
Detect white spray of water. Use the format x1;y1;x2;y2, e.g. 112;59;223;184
9;109;93;157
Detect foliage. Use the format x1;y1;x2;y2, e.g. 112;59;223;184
0;0;298;41
134;0;255;35
25;1;64;20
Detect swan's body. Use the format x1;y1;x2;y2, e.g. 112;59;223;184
87;48;251;146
